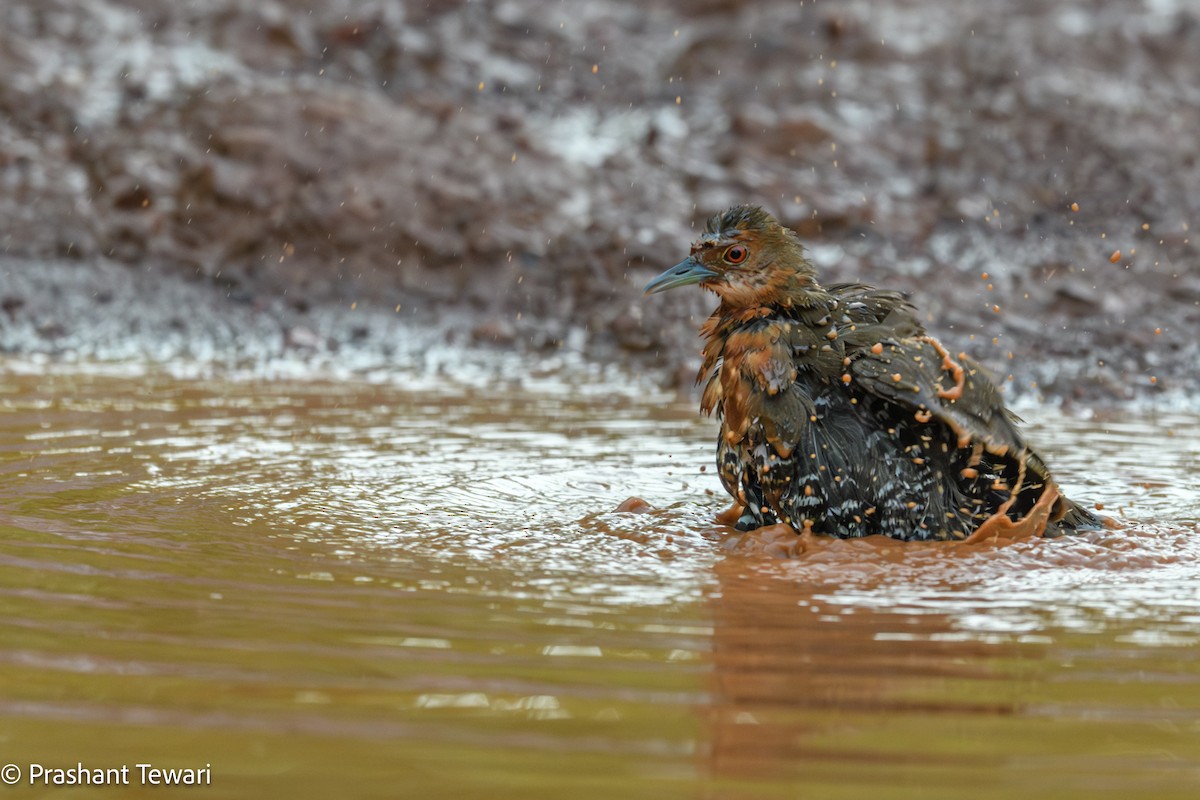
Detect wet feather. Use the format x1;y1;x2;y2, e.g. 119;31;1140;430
647;204;1101;541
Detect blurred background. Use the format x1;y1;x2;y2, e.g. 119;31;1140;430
1;0;1197;399
2;4;1200;800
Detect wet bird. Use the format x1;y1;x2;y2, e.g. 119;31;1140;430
644;205;1100;541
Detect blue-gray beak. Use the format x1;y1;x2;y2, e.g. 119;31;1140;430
643;257;718;295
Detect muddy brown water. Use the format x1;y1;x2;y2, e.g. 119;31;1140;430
0;362;1197;799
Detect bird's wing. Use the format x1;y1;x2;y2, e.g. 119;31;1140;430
848;335;1027;457
854;332;1106;538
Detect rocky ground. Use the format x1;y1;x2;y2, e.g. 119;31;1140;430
1;0;1197;403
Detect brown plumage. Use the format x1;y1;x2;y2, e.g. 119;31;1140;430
644;205;1100;541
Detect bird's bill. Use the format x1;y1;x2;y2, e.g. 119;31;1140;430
643;257;718;294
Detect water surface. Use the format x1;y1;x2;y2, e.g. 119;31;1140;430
0;362;1197;798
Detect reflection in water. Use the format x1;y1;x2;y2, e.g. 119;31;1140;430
0;363;1198;799
705;523;1200;797
707;552;1016;782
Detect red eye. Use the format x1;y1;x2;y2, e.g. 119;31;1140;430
724;245;748;264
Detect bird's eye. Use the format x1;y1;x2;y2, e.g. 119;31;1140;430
724;245;748;264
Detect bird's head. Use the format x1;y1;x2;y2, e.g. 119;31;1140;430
644;205;818;308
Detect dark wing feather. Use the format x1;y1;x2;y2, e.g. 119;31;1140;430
848;335;1101;536
849;337;1025;457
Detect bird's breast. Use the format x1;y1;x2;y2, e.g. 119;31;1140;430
716;324;803;448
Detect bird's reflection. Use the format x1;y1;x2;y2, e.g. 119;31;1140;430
703;535;1027;784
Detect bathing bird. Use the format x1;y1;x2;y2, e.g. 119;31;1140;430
644;205;1100;541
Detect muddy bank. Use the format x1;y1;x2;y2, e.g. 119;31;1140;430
1;0;1197;402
